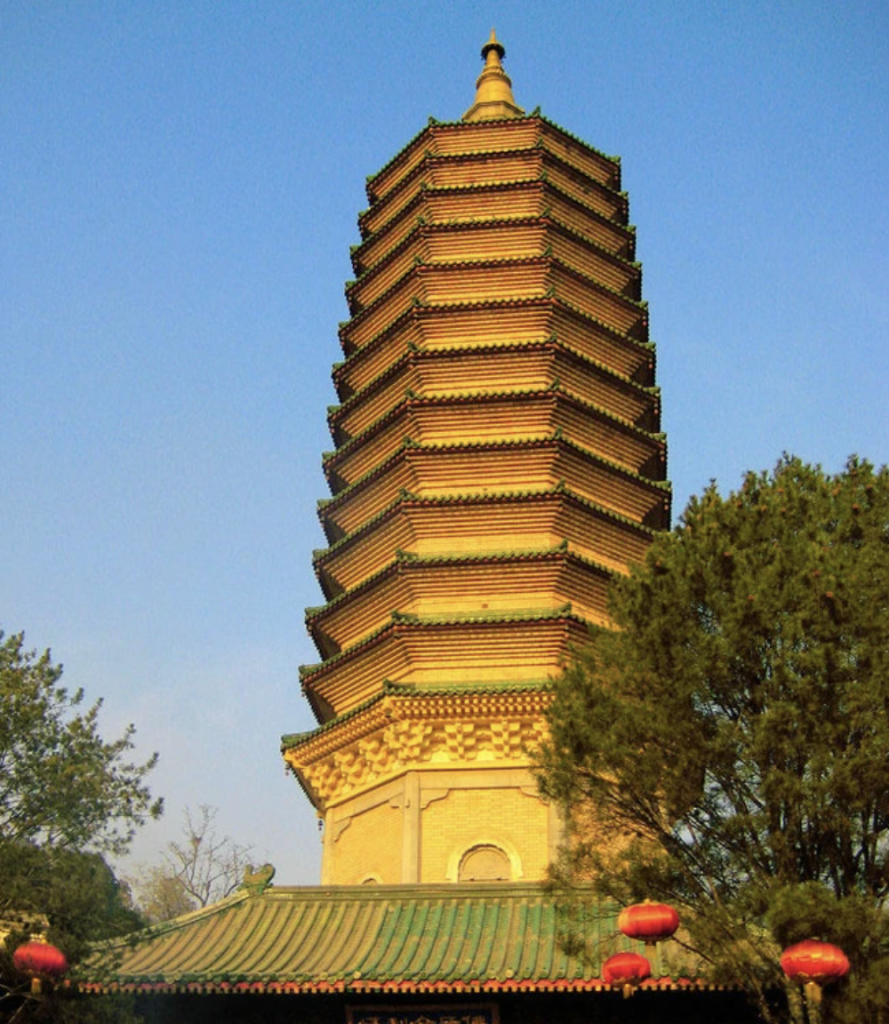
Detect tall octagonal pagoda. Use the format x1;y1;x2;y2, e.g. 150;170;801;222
80;36;757;1023
283;32;670;886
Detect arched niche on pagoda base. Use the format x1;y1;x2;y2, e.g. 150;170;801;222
318;764;559;887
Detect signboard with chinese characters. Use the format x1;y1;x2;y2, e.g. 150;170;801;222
348;1004;499;1024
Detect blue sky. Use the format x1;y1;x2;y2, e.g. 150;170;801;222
2;2;886;884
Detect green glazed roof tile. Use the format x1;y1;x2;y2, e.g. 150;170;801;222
80;882;715;993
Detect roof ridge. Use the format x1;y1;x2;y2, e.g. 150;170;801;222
549;292;648;346
543;212;640;271
546;256;647;312
329;350;413;423
537;113;620;165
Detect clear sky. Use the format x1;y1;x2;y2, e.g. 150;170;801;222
2;2;886;885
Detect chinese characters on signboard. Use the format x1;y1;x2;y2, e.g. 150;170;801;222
348;1005;498;1024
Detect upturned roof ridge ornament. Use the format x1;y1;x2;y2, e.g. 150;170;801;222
240;862;275;896
462;29;525;122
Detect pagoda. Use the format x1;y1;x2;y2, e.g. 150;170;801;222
78;37;761;1023
282;31;670;887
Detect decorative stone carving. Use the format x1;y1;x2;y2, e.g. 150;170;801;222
301;709;546;807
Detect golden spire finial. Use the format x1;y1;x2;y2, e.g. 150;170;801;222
482;28;505;60
462;29;525;122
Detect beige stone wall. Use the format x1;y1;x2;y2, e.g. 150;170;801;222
419;784;551;883
325;799;403;885
320;766;558;886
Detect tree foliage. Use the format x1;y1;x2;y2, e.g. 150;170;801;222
0;843;145;1023
0;633;162;857
535;456;889;1023
0;631;162;1022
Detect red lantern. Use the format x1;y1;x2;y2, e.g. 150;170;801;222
781;939;849;987
602;950;651;998
13;940;68;995
618;901;680;945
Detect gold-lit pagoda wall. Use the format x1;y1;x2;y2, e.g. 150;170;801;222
284;50;669;883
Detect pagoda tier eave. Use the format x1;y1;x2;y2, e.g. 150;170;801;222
338;257;648;356
353;179;636;272
305;546;614;660
285;685;554;812
316;436;669;550
299;610;591;722
356;146;629;243
348;215;641;302
365;114;621;207
333;297;653;399
312;487;656;598
321;386;663;494
327;337;660;445
364;114;622;205
283;679;552;756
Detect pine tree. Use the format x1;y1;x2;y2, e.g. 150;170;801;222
536;455;889;1023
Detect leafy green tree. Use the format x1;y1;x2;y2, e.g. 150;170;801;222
536;456;889;1023
0;843;141;963
0;633;162;857
0;632;162;1022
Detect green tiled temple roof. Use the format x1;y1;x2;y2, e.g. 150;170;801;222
79;883;710;995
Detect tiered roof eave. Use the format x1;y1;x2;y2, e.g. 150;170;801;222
312;484;657;580
327;336;660;446
363;113;622;205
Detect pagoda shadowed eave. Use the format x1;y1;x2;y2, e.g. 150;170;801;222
333;299;655;402
346;218;642;313
312;486;657;603
327;338;660;446
364;115;622;205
